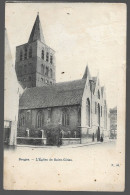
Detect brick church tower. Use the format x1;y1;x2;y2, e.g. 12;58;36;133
15;13;56;89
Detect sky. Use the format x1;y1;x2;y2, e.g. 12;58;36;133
5;3;126;109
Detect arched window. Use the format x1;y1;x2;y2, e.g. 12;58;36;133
62;112;69;126
86;98;90;127
101;106;102;117
104;106;107;129
29;47;32;58
50;69;53;78
22;115;25;126
19;114;25;127
45;67;49;76
97;103;100;126
41;49;44;60
98;90;100;99
95;102;97;114
37;112;44;128
20;50;23;61
26;111;30;121
50;55;53;64
46;52;49;62
41;64;44;74
24;47;27;59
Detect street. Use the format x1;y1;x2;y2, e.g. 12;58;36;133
4;140;124;191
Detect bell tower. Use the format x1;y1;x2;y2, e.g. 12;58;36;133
15;13;56;89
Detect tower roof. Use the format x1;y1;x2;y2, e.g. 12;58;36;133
82;65;91;79
28;13;45;43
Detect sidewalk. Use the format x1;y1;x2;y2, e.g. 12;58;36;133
60;140;111;148
17;140;114;149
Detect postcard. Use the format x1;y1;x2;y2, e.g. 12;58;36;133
4;2;126;191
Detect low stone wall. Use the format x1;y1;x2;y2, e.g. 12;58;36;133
17;137;47;145
81;137;93;144
61;138;81;145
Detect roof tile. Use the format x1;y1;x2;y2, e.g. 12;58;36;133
19;79;86;109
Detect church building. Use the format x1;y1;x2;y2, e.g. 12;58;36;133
16;14;109;146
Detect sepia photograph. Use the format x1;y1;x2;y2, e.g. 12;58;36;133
4;2;126;191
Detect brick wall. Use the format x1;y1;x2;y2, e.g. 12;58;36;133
15;39;56;89
17;105;81;137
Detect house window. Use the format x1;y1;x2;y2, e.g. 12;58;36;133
41;49;44;60
20;50;23;61
29;47;32;58
24;47;27;59
37;112;44;128
86;98;90;127
29;76;31;81
62;112;69;126
46;52;49;62
50;55;53;64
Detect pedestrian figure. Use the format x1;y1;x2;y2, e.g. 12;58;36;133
100;136;103;142
92;133;94;142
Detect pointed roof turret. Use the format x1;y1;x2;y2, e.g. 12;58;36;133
28;13;45;43
82;65;91;79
